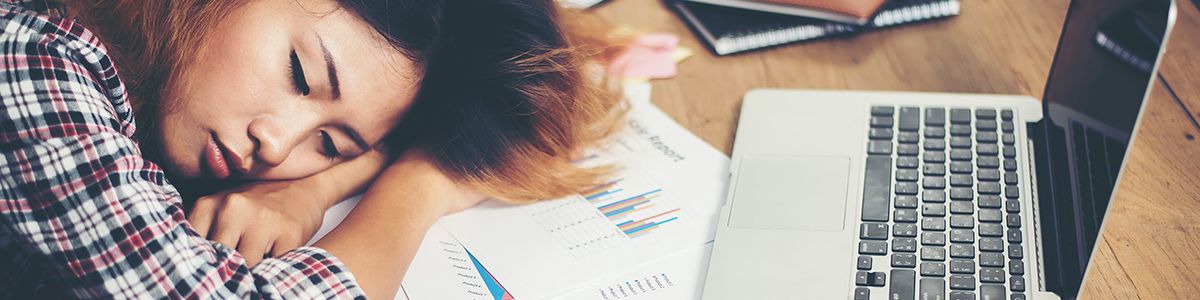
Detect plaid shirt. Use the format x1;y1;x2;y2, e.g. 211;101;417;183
0;1;365;298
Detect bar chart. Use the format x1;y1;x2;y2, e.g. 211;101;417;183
529;173;685;257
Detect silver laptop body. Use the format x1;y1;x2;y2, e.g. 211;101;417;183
701;0;1177;299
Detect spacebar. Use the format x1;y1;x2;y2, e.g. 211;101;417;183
861;155;891;222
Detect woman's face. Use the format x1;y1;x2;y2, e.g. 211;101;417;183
159;0;418;180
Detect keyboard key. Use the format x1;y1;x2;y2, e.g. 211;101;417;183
892;180;916;194
949;275;975;290
1004;159;1018;171
858;256;873;270
950;291;975;300
922;204;947;217
924;164;946;176
854;287;870;300
1005;186;1020;199
1006;200;1022;213
980;224;1004;237
921;232;946;246
950;149;972;160
950;201;973;214
896;196;919;209
977;157;1001;168
1001;109;1013;121
871;116;894;128
976;109;997;119
926;127;947;138
1008;229;1023;243
862;156;892;222
894;223;918;237
1010;260;1025;275
921;247;947;261
891;269;917;300
922;217;946;231
1002;121;1015;133
1013;293;1027;300
1011;276;1027;292
897;169;919;181
950;162;972;174
898;144;920;155
896;209;919;223
872;106;895;116
923;190;947;203
860;241;888;255
893;238;918;252
924;177;946;189
980;284;1005;299
980;209;1003;223
979;169;1002;181
978;144;1000;155
950;229;974;243
869;141;893;155
949;136;972;148
900;107;921;131
1003;145;1017;158
979;237;1008;252
1004;172;1018;185
1007;214;1021;228
950;259;975;274
979;195;1003;208
978;182;1002;195
1009;245;1024;259
950;188;973;200
977;132;999;143
892;253;918;268
926;108;946;126
870;128;894;140
1003;133;1016;145
925;139;946;151
921;278;946;300
899;131;921;143
950;125;972;136
860;271;886;287
921;262;947;276
950;216;974;228
898;156;921;168
980;253;1005;267
977;120;997;131
950;244;975;259
950;109;971;124
950;174;973;187
861;223;889;240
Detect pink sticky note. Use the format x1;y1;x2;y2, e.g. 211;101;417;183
608;33;681;80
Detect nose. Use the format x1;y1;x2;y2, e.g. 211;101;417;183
247;115;310;167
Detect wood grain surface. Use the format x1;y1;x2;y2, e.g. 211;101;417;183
590;0;1200;298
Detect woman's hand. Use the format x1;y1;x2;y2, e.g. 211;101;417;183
187;180;334;267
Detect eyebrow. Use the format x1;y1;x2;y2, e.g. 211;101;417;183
316;34;341;100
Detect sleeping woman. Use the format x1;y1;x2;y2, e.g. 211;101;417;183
0;0;621;298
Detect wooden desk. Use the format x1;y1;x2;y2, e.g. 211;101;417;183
593;0;1200;298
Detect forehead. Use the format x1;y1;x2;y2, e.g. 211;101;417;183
294;1;421;144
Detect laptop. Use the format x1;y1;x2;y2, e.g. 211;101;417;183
700;0;1177;299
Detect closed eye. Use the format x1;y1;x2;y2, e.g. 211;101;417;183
319;130;340;160
288;50;310;96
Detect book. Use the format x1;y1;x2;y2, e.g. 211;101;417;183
669;0;962;56
681;0;889;25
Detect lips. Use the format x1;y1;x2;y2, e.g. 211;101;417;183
203;133;247;179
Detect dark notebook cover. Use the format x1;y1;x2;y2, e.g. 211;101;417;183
669;0;961;55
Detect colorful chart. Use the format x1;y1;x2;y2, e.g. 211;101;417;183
529;173;685;257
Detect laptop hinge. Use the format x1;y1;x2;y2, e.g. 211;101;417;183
1025;121;1049;291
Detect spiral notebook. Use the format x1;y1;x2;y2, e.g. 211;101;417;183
669;0;961;55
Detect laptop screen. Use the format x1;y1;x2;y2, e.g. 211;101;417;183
1036;0;1173;297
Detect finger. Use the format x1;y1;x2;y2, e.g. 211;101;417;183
210;220;244;251
187;197;220;238
237;230;274;268
268;231;304;258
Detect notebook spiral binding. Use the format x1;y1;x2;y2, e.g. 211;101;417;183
713;0;961;55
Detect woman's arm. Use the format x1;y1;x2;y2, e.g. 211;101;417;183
314;151;485;299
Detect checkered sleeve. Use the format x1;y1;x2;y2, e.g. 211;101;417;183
0;3;365;299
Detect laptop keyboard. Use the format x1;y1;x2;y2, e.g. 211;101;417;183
854;106;1027;300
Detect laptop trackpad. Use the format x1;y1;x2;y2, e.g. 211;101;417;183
729;155;851;231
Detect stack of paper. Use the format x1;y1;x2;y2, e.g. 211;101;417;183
309;83;730;299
